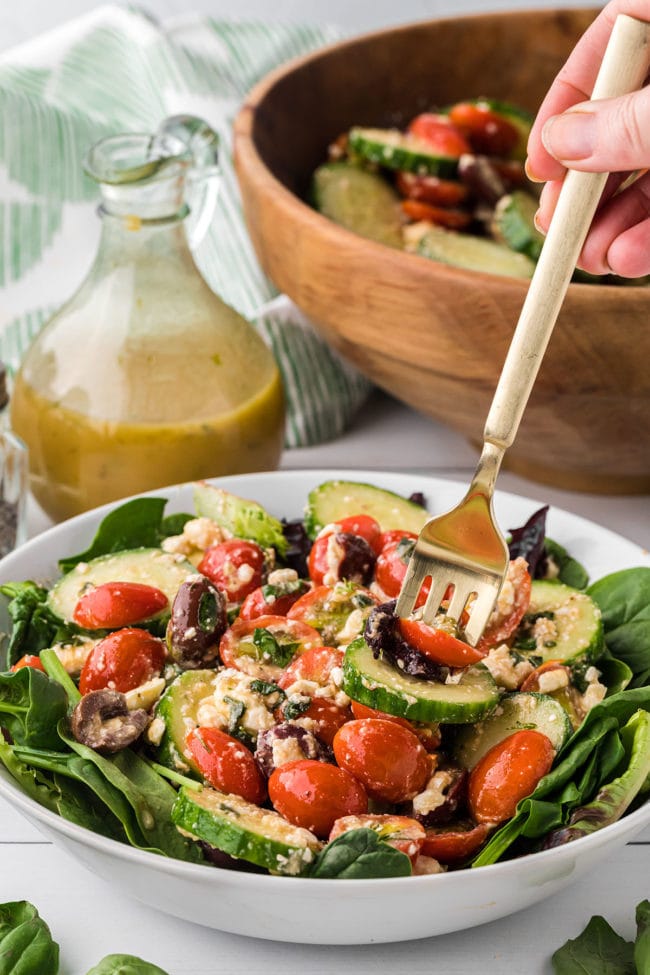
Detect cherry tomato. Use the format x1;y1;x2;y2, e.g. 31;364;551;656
448;101;519;157
278;646;344;690
325;514;382;554
350;699;414;729
477;558;532;653
72;581;168;630
396;171;468;207
186;726;266;805
375;540;430;607
377;530;418;552
219;615;322;681
268;758;367;837
400;199;471;229
11;654;46;673
198;539;265;603
307;533;375;587
421;821;490;864
349;701;441;752
519;660;569;693
238;580;308;621
468;730;555;825
333;718;431;803
398;619;485;667
287;582;378;645
79;627;166;694
408;113;471;156
330;814;425;864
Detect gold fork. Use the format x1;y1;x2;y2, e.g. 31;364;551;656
395;13;650;646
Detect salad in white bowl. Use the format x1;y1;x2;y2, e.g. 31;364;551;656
0;471;648;942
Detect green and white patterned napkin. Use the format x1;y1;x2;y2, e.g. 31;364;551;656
0;5;372;447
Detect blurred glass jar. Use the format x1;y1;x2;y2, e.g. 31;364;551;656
0;365;28;556
11;116;285;522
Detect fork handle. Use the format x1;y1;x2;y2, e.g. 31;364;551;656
483;13;650;455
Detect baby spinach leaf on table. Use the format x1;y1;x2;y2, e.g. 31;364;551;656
0;582;77;668
85;955;170;974
635;900;650;975
308;828;412;879
0;900;59;975
58;498;169;572
551;914;635;975
588;568;650;688
0;668;67;749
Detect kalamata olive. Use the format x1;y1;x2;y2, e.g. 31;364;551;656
309;532;376;586
364;601;449;682
255;722;327;778
70;689;149;754
458;153;507;205
410;766;468;827
167;576;227;669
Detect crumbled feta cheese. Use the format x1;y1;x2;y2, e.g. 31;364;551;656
323;535;346;587
336;608;365;645
412;770;453;817
145;716;166;746
162;517;228;556
482;644;534;690
413;854;445;875
537;668;570;694
267;568;299;587
52;638;97;675
271;736;308;767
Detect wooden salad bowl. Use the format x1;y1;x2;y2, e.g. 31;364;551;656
233;8;650;494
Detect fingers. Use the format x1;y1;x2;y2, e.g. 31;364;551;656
535;170;650;277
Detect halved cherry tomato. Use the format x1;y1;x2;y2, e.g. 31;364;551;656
398;619;485;667
79;627;166;694
477;558;532;652
375;540;430;608
401;199;471;229
269;759;367;837
186;726;266;805
287;582;378;646
396;171;468;207
448;101;519;157
349;701;442;752
333;718;431;804
421;822;490;864
198;539;265;603
219;615;322;681
408;113;471;156
330;814;425;864
72;581;168;630
278;646;344;690
11;654;46;673
238;579;309;621
468;729;555;825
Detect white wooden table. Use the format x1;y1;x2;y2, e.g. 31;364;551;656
2;391;649;974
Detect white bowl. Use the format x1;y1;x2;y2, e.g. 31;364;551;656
0;469;648;945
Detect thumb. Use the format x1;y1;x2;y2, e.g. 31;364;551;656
541;87;650;173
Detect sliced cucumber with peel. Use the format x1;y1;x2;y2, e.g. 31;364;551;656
304;480;428;539
172;786;321;875
512;580;604;665
416;224;535;279
312;162;404;249
342;638;499;724
454;691;572;770
348;127;460;178
153;669;219;774
47;548;196;624
492;190;544;260
193;482;287;555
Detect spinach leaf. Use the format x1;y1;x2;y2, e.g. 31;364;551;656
85;954;170;974
544;538;589;589
0;900;59;975
551;914;635;974
0;738;62;815
308;828;411;879
160;512;193;539
252;628;298;668
0;668;67;749
0;582;77;668
58;498;169;572
588;568;650;688
635;900;650;975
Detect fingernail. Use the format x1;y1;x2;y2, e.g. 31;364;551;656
533;209;546;234
542;110;596;161
524;159;543;183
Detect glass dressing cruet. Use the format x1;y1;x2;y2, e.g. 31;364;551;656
11;115;285;522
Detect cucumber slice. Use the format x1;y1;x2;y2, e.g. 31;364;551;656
492;191;544;261
342;638;499;724
512;580;605;665
348;127;460;178
454;691;572;770
304;480;428;539
172;786;321;875
416;224;535;279
312;162;404;249
193;482;287;556
47;548;196;624
152;669;219;774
